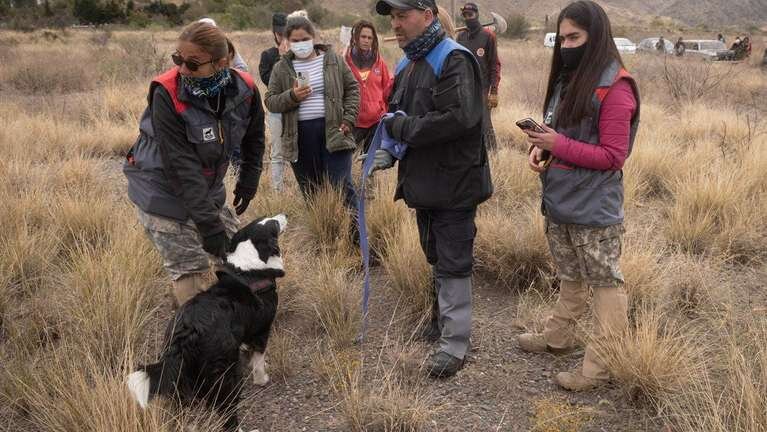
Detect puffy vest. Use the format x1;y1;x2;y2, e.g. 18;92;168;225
540;61;641;226
124;68;255;222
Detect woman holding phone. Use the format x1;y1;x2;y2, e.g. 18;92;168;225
265;15;360;210
518;0;640;392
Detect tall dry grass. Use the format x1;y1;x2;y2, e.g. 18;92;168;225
0;27;766;432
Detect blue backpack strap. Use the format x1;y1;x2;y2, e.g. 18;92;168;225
394;38;477;78
395;56;410;76
426;38;476;78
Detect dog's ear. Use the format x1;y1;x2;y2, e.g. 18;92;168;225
264;219;281;238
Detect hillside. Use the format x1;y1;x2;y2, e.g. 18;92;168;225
328;0;766;29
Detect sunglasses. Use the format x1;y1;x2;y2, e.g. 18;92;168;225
171;53;214;72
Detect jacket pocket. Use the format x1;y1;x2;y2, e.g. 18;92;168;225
185;122;223;168
432;78;461;110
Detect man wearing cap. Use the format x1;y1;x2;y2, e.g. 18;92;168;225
456;2;500;150
372;0;493;378
258;13;289;191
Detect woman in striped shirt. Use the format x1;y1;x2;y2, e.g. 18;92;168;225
265;16;360;211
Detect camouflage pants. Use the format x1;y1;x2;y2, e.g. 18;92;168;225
137;206;240;281
545;220;625;287
544;220;628;379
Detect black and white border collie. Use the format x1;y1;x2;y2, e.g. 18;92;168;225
126;214;287;432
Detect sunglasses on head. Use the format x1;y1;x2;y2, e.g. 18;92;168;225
171;53;214;72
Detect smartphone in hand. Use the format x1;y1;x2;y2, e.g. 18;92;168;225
296;71;309;88
517;118;552;168
515;117;546;133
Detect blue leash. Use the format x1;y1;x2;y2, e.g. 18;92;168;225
357;113;407;342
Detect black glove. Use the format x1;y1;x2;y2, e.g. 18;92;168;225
202;231;230;258
233;183;257;216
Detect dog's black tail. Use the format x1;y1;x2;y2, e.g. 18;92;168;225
127;320;193;408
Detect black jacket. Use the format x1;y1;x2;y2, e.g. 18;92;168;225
386;37;492;210
456;28;500;94
258;47;281;86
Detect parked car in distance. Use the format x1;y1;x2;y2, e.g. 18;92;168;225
683;40;735;61
544;32;556;48
638;37;674;54
613;37;637;54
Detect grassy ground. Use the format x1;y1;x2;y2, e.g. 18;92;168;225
0;28;766;431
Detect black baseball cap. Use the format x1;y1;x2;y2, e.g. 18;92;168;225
461;2;479;13
376;0;437;15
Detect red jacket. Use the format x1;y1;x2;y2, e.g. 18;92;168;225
551;78;637;170
345;51;393;129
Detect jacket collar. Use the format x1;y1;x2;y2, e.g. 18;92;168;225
177;69;253;115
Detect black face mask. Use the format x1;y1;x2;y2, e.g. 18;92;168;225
560;43;587;71
465;18;481;31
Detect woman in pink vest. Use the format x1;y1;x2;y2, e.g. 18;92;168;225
518;0;640;392
344;20;393;153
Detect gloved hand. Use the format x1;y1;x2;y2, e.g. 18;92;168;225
233;183;257;216
202;231;230;258
358;149;396;176
233;193;251;216
488;92;499;109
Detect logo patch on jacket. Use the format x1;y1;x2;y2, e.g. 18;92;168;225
476;48;486;57
202;127;216;142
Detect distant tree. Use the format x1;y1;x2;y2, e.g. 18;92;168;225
73;0;126;24
505;13;529;39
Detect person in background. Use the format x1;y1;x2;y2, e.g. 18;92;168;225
345;20;393;154
123;22;264;308
259;12;289;191
655;36;666;53
674;36;685;56
717;33;726;44
731;36;742;51
518;0;640;392
372;0;492;378
265;16;360;210
456;2;501;150
198;18;249;71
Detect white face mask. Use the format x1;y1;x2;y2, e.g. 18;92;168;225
291;40;315;59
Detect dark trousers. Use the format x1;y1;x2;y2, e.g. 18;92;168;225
353;123;378;154
292;118;358;211
417;207;477;359
416;207;478;279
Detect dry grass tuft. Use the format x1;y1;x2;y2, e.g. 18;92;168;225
379;217;432;321
665;169;765;258
315;345;435;432
600;308;707;405
531;397;594;432
475;202;552;291
296;252;361;348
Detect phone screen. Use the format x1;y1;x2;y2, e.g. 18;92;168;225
516;118;545;133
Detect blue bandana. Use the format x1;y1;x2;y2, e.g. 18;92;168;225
181;68;232;98
403;19;444;61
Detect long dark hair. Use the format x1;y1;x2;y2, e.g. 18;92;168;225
543;1;623;127
349;20;380;57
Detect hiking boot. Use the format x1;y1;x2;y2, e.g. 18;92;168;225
426;351;464;378
517;333;548;353
554;371;608;392
518;333;577;355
